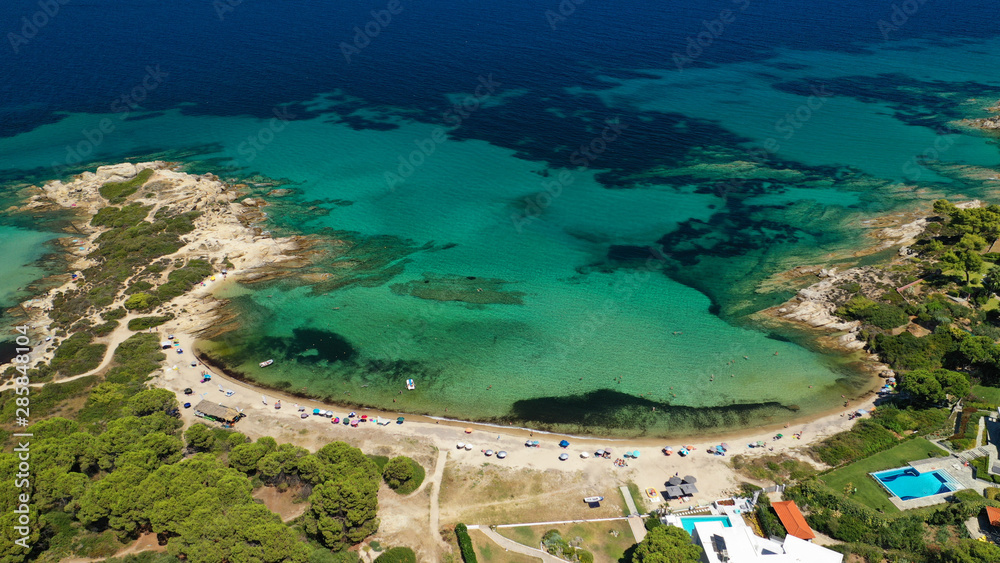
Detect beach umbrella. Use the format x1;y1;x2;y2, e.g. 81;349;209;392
465;444;473;450
497;451;507;459
465;428;473;434
559;453;569;461
457;443;465;449
559;440;570;448
665;485;683;498
720;443;729;451
632;450;640;458
397;417;405;423
485;450;494;456
683;475;697;484
668;476;682;486
596;449;605;456
580;452;590;458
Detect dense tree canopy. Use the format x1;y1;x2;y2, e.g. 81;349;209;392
631;525;702;563
900;368;970;404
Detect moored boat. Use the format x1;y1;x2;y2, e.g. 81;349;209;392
259;359;274;368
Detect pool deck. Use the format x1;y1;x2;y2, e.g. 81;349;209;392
882;457;976;511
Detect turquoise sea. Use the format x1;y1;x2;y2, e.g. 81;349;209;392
1;0;999;435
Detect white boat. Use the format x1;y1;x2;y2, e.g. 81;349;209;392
406;379;415;390
583;496;604;503
259;359;274;368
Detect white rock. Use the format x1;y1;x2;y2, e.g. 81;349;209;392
95;163;137;180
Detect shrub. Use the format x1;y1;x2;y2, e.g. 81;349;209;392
128;315;174;331
970;457;1000;484
91;321;119;336
810;419;899;466
102;307;128;321
49;332;106;376
99;168;154;203
382;457;413;489
986;487;1000;501
124;292;158;310
382;456;424;494
577;550;594;563
835;296;908;329
372;547;415;563
455;524;477;563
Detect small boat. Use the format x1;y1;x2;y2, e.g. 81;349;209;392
406;379;415;390
259;359;274;368
583;496;604;503
645;487;659;500
497;451;507;459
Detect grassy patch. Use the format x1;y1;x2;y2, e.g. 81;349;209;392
99;168;154;203
623;482;644;515
820;438;947;513
469;530;539;563
731;453;818;484
128;314;174;331
497;521;633;563
368;455;389;472
0;375;97;422
970;385;1000;406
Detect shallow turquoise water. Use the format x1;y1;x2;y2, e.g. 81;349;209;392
1;33;999;435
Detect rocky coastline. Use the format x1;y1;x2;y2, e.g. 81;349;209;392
4;161;309;370
762;201;985;380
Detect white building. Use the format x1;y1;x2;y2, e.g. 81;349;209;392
691;521;843;563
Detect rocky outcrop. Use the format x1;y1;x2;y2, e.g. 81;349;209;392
771;266;899;351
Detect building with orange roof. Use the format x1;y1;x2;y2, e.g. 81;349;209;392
986;506;1000;527
772;500;816;541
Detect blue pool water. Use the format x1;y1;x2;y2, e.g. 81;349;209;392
871;468;958;500
680;516;732;536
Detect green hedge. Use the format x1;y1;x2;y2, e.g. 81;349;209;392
971;457;1000;484
455;523;477;563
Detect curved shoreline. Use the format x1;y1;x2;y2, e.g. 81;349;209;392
4;160;886;440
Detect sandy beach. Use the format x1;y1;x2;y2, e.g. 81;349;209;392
3;161;884;558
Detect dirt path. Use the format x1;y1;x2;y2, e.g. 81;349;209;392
428;448;449;548
0;316;141;391
472;526;563;563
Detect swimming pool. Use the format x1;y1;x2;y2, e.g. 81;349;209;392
680;516;732;535
871;467;959;500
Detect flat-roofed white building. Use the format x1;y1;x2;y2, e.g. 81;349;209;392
691;521;842;563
